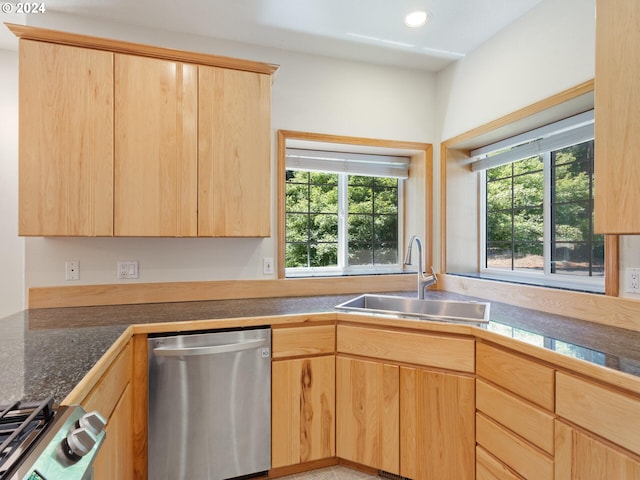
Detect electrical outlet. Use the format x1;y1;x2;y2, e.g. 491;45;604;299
263;257;274;275
65;261;79;281
626;268;640;293
117;261;139;279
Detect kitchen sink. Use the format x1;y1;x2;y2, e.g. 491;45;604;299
335;294;490;324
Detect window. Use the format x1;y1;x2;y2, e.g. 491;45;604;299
473;110;604;292
284;148;407;277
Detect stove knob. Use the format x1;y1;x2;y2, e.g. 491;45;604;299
78;411;107;436
64;427;97;460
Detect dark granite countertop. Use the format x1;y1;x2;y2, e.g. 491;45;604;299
2;290;640;406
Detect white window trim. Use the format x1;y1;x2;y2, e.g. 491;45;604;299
284;171;405;278
479;148;604;294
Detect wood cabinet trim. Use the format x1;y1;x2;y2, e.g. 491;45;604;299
6;23;278;75
556;370;640;456
476;412;553;480
337;324;475;373
476;379;555;454
272;325;336;358
476;342;555;410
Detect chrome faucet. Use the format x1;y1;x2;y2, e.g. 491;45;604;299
403;235;437;299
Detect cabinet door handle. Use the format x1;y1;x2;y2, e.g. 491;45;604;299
153;338;267;357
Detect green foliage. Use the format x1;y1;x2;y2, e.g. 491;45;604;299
285;171;399;270
486;140;603;273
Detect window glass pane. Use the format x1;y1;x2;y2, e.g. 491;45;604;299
310;214;338;242
285;243;308;268
513;242;543;271
285;214;308;242
513;207;543;242
513;171;543;208
348;186;372;213
553;160;590;202
310;185;338;212
554;202;589;241
374;187;398;214
487;163;512;182
309;243;338;267
349;175;374;186
486;242;512;269
309;171;338;185
513;155;543;175
487;211;512;243
487;177;512;212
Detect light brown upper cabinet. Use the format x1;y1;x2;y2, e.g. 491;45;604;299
18;39;114;236
198;66;272;237
10;24;277;237
594;0;640;233
115;54;198;236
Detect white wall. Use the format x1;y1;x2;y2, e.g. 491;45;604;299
436;0;596;142
0;51;24;317
8;13;436;294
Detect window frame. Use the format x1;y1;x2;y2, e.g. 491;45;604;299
277;130;434;280
441;81;619;297
479;143;605;293
284;169;405;277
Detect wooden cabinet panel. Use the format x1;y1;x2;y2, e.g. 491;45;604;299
477;379;554;454
400;367;474;480
477;413;553;480
556;371;640;456
82;341;132;419
93;384;134;480
272;356;335;468
18;39;114;236
476;446;523;480
594;0;640;233
114;54;198;236
555;420;640;479
476;342;554;410
336;356;399;474
337;324;474;373
272;325;335;358
198;66;271;237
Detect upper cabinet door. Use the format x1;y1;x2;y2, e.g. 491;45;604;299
594;0;640;233
114;54;198;237
19;40;114;236
198;66;272;237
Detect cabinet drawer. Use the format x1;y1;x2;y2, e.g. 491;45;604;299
476;413;553;480
476;379;554;454
337;324;474;372
476;343;554;410
556;371;640;455
476;446;522;480
272;325;335;358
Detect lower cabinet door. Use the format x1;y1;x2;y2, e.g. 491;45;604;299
93;384;134;480
272;355;335;468
336;356;400;474
400;367;475;480
555;420;640;479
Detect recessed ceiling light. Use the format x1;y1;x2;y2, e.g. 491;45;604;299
404;10;430;28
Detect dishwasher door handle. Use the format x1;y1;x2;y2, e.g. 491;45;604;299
153;338;267;357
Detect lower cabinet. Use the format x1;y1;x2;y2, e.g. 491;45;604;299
335;356;475;479
400;367;475;480
80;339;135;480
92;384;134;479
272;355;336;468
555;420;640;478
336;356;400;474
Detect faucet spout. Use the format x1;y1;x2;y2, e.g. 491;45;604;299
404;235;437;299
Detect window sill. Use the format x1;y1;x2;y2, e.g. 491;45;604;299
451;271;605;294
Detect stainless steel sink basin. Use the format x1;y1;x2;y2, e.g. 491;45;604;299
335;294;490;324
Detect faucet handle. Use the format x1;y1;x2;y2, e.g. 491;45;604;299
430;266;438;283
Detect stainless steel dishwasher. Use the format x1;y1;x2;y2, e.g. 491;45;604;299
147;327;271;480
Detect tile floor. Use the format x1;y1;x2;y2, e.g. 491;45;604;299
277;465;381;480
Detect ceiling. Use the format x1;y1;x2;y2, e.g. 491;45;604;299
1;0;544;71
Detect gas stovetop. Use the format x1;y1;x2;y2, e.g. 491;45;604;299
0;398;106;480
0;398;56;479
